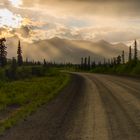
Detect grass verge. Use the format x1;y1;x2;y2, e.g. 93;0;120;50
0;72;70;135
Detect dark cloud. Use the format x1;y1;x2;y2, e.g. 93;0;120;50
21;0;140;17
16;26;30;38
22;0;140;3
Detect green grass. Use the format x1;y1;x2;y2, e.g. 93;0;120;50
0;71;70;134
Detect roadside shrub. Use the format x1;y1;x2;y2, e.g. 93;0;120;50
16;67;32;79
131;63;140;75
0;69;7;81
31;66;46;77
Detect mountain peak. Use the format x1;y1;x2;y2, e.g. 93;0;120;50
50;37;61;41
98;39;106;42
97;39;109;44
113;42;128;49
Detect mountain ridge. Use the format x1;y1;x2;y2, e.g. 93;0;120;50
6;36;130;63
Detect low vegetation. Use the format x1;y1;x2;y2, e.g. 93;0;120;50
0;68;70;134
91;60;140;76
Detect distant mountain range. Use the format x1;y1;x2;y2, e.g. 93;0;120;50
6;37;131;63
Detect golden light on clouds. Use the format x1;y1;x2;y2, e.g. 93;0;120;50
0;0;139;45
0;27;13;38
21;18;46;27
21;18;32;26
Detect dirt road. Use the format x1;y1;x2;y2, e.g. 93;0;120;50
0;73;140;140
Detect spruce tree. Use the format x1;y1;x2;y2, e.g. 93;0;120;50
84;57;87;70
81;57;84;70
17;40;23;66
88;56;91;70
129;46;132;62
122;50;125;64
43;59;47;66
117;55;121;65
0;38;7;67
134;40;138;61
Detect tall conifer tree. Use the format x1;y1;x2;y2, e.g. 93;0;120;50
134;40;138;61
129;46;132;62
0;38;7;67
122;50;125;64
17;40;23;66
88;56;91;70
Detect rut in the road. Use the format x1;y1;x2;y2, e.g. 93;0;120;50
86;74;140;140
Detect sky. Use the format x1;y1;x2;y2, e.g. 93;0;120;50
0;0;140;45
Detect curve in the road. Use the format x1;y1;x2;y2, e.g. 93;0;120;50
0;73;140;140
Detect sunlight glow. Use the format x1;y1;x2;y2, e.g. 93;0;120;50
0;9;23;28
0;28;13;38
9;0;22;7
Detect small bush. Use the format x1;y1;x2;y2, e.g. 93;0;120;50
31;66;46;77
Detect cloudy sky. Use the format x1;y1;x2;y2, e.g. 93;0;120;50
0;0;140;44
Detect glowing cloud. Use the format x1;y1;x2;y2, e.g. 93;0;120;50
0;8;22;28
9;0;22;7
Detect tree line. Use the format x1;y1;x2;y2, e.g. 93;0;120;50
0;38;51;80
79;40;140;74
0;37;139;76
0;38;65;68
0;38;23;67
